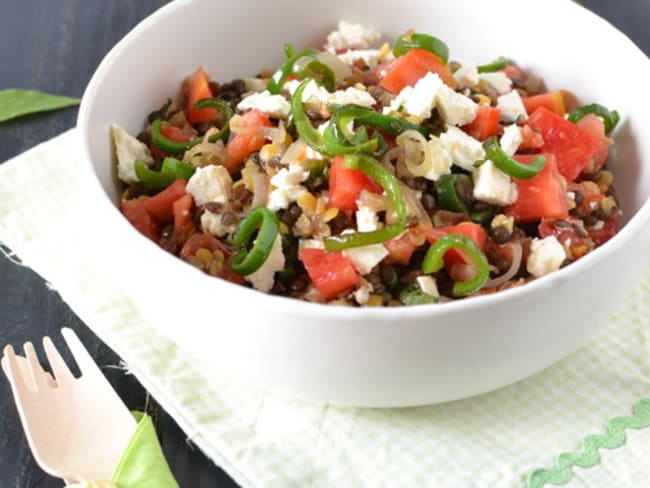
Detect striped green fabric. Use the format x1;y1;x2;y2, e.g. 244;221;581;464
1;129;648;488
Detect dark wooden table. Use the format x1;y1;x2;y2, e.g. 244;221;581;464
0;1;648;487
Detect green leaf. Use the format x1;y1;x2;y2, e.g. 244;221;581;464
0;89;80;123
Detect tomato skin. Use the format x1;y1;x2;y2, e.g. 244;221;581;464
576;113;612;173
379;48;456;94
383;233;418;265
185;67;218;124
298;248;360;300
522;91;566;117
506;154;569;223
142;179;188;223
121;198;160;242
160;123;194;143
526;107;599;181
327;156;382;211
417;222;487;264
461;105;500;141
225;109;272;174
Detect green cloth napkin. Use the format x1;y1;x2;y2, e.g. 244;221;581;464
1;129;649;488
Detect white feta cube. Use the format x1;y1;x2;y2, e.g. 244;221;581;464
453;63;480;89
284;79;330;106
383;72;443;122
237;90;291;119
497;90;527;123
436;83;479;126
479;72;513;95
337;49;383;69
439;125;486;172
500;124;523;156
343;243;389;275
416;275;440;299
355;204;381;232
325;21;381;50
422;135;452;181
353;278;374;305
246;234;285;292
526;236;567;278
267;164;309;211
329;87;376;108
472;159;518;206
201;210;235;238
186;165;233;206
111;124;154;184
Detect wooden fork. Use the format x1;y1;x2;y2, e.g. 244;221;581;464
1;328;137;484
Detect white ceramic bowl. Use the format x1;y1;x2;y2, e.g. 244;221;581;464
78;0;650;407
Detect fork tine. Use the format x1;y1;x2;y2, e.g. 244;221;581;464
2;345;25;389
60;328;102;378
42;336;75;385
23;342;51;391
2;347;57;390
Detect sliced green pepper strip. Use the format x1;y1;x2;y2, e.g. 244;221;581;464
393;32;449;64
399;282;438;305
295;59;335;92
422;234;489;297
477;56;508;73
333;104;428;137
483;136;545;179
134;160;176;188
291;79;329;154
436;174;470;213
469;204;494;226
323;112;379;156
230;206;280;275
567;103;620;135
161;157;195;179
324;154;407;251
267;45;319;94
193;97;234;142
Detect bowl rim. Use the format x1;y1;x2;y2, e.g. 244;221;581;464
76;0;650;322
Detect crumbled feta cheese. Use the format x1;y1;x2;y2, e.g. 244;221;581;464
355;203;381;232
246;234;285;292
267;164;309;211
343;242;389;275
329;87;376;108
325;21;381;50
479;72;513;95
284;79;331;105
201;210;235;237
422;135;452;181
384;72;443;122
186;165;233;206
497;90;527;123
500;124;523;156
416;275;440;299
237;90;291;119
453;63;480;89
299;239;325;250
526;236;567;278
439;125;486;172
472;159;518;206
337;49;383;69
354;278;374;305
111;124;154;184
436;82;479;126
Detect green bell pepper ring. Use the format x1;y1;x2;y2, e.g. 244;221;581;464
291;79;329;155
267;45;319;94
477;56;508;73
324;153;407;251
393;32;449;64
422;233;490;297
161;157;195;180
230;206;280;275
436;174;471;213
567;103;620;135
332;104;429;137
192;97;234;142
482;136;545;179
295;59;335;92
134;160;176;188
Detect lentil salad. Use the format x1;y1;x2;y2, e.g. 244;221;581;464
113;21;621;306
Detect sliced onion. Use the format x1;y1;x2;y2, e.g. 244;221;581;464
315;51;353;82
250;172;270;208
484;241;523;289
398;181;432;228
396;129;433;178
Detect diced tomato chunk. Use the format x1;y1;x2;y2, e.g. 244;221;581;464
179;233;246;284
522;91;566;117
506;154;569;222
526;107;599;181
501;64;527;83
327;156;382;211
519;125;544;150
185;67;217;124
298;248;360;300
417;222;487;264
143;179;188;223
383;232;419;265
160;123;194;143
461;105;500;141
120;198;160;242
575;113;612;173
225;109;273;174
379;48;456;94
